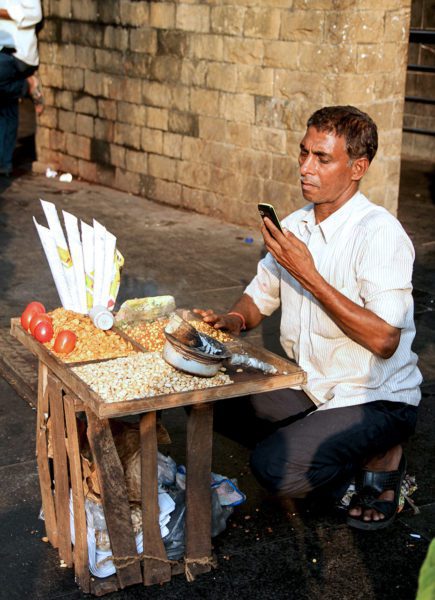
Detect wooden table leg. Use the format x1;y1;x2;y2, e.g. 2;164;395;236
64;395;90;593
36;361;58;548
86;410;142;589
140;412;172;585
48;371;73;566
185;402;214;579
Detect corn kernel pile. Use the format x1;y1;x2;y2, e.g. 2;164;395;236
47;308;136;363
119;317;233;351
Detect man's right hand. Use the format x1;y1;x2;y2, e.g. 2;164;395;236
193;308;244;335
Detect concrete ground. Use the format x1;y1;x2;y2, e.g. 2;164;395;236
0;113;434;599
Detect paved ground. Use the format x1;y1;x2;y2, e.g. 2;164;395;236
0;117;434;599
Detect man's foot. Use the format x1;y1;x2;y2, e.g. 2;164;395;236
347;445;406;529
27;74;44;115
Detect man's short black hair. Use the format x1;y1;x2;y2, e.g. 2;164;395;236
307;105;378;163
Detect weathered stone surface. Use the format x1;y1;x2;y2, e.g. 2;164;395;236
168;111;199;137
149;2;175;29
176;4;210;33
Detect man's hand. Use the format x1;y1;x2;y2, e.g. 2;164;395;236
192;308;244;335
261;217;321;291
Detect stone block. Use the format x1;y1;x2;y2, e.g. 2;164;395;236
168;111;199;137
104;26;129;51
206;63;238;92
120;0;149;26
149;2;175;29
62;21;104;47
123;52;152;78
115;168;141;194
110;144;126;168
84;71;104;97
143;81;171;107
76;114;94;138
66;68;84;92
96;163;116;188
385;8;411;42
157;31;188;58
78;160;98;182
181;137;205;161
150;55;182;82
189;34;223;61
95;118;114;141
299;43;357;74
58;109;76;133
176;4;210;33
198;117;227;142
263;41;299;69
324;10;384;45
54;90;74;111
50;0;72;19
163;132;183;158
148;154;178;180
39;63;63;88
72;1;97;21
357;44;386;73
147;107;169;130
42;87;55;107
226;122;251;147
171;85;191;112
244;8;281;39
74;95;98;116
98;99;117;121
263;180;294;214
56;152;79;175
177;160;211;189
219;93;255;124
223;37;262;65
208;165;242;197
237;65;274;96
105;76;142;103
180;60;208;86
190;88;220;116
66;133;91;160
38;107;58;129
125;149;147;173
239;176;265;203
236;149;272;179
251;126;287;153
54;42;76;66
96;0;121;25
332;74;376;105
255;96;292;129
147;178;182;206
114;122;142;149
118;102;147;126
274;69;323;102
141;127;164;153
49;129;66;152
38;18;62;43
95;49;124;75
281;10;324;41
35;127;50;149
91;139;111;164
181;186;217;214
75;46;96;70
272;155;300;184
210;6;246;35
130;28;158;54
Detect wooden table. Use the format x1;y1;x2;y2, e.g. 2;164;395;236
10;317;305;596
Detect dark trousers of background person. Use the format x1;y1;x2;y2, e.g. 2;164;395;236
0;50;36;174
213;388;418;502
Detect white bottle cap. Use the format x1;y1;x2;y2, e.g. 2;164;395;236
89;305;114;331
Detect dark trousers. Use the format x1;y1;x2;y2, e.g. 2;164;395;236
0;52;35;171
214;389;418;500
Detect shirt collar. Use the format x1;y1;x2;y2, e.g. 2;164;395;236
297;191;363;243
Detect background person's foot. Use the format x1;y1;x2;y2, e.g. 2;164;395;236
27;74;44;115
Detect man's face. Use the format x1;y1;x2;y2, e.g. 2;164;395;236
298;126;359;211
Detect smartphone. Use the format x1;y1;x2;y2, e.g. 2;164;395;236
258;203;284;234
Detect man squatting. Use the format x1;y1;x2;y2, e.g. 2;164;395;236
196;105;422;530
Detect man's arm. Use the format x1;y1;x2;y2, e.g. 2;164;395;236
0;9;12;20
262;217;400;359
194;293;264;335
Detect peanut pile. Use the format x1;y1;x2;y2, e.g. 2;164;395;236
72;352;233;402
47;308;136;363
119;318;233;351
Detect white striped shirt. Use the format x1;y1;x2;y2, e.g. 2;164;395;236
245;191;422;410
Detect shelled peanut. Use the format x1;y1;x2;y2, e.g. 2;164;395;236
46;308;136;363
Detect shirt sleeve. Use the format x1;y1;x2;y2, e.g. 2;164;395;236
244;252;281;316
357;222;415;328
5;0;42;28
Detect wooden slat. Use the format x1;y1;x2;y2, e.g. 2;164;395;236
36;361;58;548
185;403;214;578
86;410;142;589
48;372;73;566
140;412;172;586
64;394;90;593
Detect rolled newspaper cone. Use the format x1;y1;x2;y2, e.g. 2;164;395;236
81;220;95;311
63;210;87;314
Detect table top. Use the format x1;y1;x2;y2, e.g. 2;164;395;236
10;316;306;419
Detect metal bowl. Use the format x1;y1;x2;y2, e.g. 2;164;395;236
162;340;224;377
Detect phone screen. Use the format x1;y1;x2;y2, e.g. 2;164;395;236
258;203;283;234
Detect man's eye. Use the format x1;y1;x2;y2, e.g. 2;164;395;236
319;158;329;164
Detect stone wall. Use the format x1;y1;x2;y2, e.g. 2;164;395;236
36;0;412;224
402;0;435;160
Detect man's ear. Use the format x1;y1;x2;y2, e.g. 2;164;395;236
351;157;370;181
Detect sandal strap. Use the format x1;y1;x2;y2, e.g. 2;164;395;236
355;469;401;496
360;498;397;520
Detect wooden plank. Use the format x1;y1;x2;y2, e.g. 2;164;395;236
86;410;142;589
36;361;58;548
48;371;73;566
140;412;172;586
64;394;90;593
185;403;214;579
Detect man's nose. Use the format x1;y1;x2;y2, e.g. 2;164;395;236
300;153;315;175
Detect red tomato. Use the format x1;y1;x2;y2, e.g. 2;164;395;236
25;301;45;314
34;321;54;343
21;305;43;330
53;330;77;354
29;313;52;336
